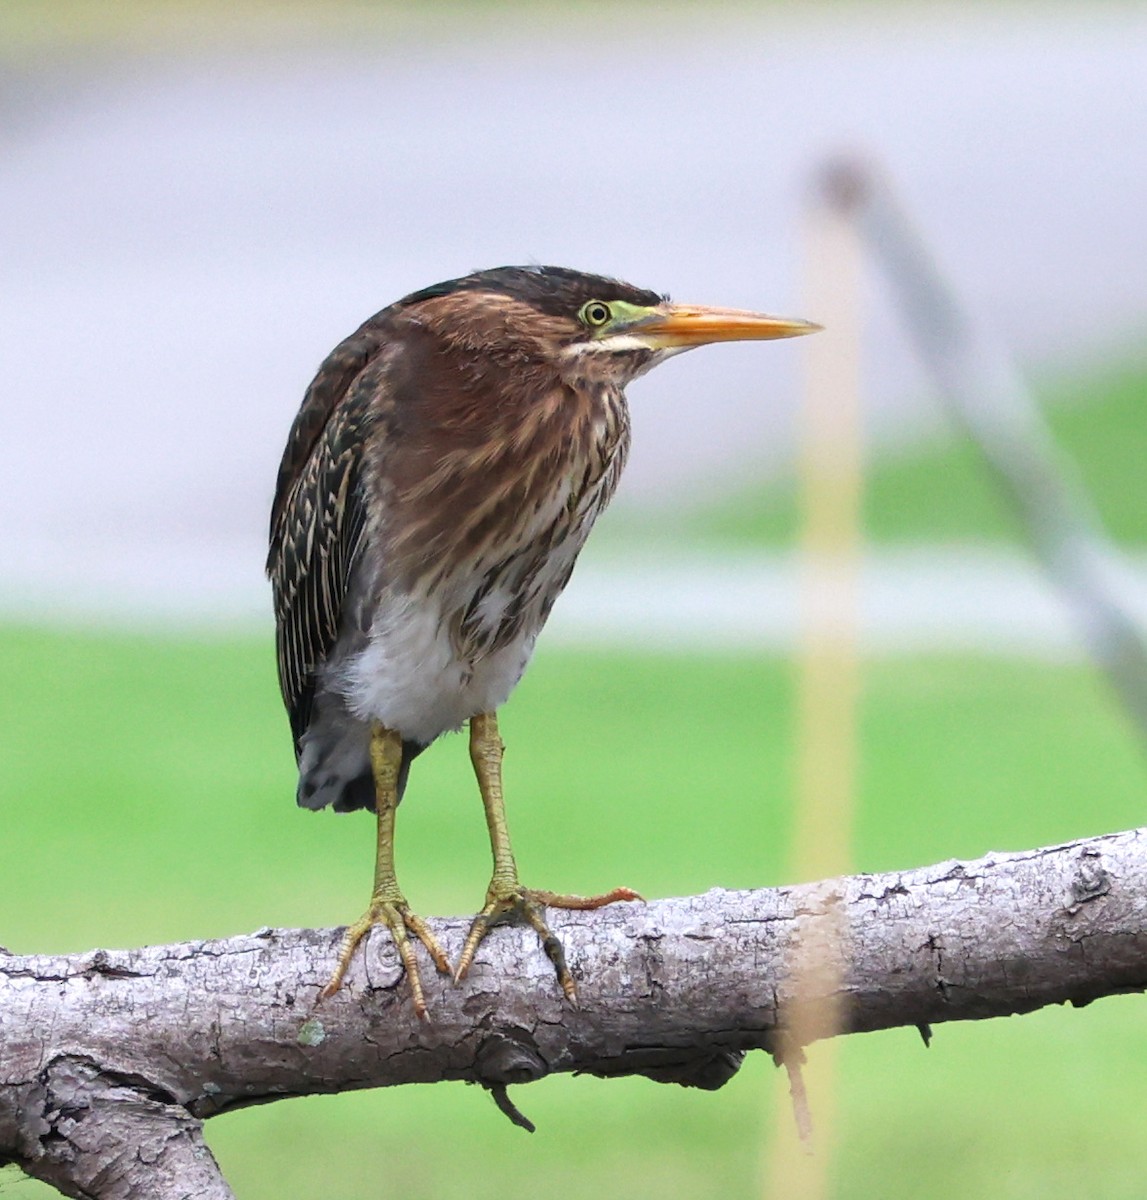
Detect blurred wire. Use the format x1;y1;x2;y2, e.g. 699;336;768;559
827;157;1147;749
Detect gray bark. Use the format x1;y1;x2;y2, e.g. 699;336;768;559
4;827;1147;1197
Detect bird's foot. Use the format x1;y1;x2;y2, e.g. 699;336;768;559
320;896;451;1020
454;880;642;1002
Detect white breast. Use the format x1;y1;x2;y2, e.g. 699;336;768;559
331;588;535;745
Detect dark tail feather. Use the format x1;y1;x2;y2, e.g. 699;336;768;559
314;738;428;813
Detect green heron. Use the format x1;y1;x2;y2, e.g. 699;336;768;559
268;265;817;1017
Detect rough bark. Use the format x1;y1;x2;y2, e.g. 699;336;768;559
3;827;1147;1196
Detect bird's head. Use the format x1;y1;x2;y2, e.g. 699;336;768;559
397;265;819;391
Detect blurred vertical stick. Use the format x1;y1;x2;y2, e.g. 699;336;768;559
832;158;1147;744
763;172;864;1199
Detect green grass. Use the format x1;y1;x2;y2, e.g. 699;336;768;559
675;355;1147;548
3;625;1146;1198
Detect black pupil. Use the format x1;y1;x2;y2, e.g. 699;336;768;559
589;303;609;324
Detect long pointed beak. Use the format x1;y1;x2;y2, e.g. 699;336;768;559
634;304;821;349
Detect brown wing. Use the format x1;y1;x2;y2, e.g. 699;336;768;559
267;335;384;755
268;326;385;541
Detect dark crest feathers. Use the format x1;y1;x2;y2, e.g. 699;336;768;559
399;265;666;319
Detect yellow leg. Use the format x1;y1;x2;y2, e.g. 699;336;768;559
454;711;641;1001
319;723;450;1019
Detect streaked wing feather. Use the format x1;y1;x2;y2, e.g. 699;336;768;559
268;395;373;755
268;327;384;544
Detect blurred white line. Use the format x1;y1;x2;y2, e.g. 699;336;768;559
4;536;1146;658
547;550;1117;658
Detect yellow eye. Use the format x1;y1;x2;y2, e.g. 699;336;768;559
580;300;612;328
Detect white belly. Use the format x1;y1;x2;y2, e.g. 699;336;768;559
332;590;538;745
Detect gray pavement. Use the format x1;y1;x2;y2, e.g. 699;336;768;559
2;6;1146;633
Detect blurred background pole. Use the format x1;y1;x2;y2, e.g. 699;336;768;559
763;168;864;1200
830;157;1147;746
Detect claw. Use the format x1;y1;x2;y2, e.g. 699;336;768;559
453;883;641;1000
319;899;449;1020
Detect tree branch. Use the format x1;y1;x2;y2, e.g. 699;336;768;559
4;827;1147;1196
